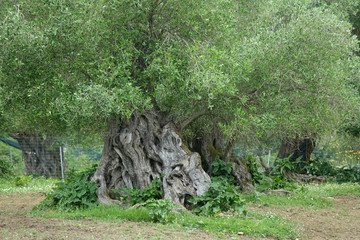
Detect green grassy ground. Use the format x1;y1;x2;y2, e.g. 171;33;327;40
1;176;359;240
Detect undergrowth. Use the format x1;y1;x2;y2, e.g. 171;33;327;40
34;165;98;211
243;155;360;208
113;177;162;205
189;159;247;216
246;155;299;192
305;157;360;183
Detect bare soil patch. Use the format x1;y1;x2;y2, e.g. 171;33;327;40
0;193;252;240
249;195;360;240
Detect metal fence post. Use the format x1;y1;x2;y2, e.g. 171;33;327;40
59;146;64;180
9;147;13;173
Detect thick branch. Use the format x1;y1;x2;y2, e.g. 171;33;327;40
179;109;208;131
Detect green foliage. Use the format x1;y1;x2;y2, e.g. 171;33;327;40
245;156;299;192
245;155;267;185
305;157;360;183
36;165;98;211
190;160;246;216
211;158;232;176
1;0;359;144
189;176;246;216
0;142;24;176
141;199;178;224
333;167;360;183
272;157;301;175
305;157;336;176
269;175;298;191
14;175;33;187
0;160;12;177
113;178;162;206
245;155;273;192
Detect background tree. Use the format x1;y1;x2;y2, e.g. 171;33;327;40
271;0;360;170
1;0;359;206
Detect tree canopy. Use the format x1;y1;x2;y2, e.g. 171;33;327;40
0;0;359;141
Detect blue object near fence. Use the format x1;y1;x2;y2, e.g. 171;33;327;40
0;137;21;150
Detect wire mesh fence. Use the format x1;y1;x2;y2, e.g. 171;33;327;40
2;135;359;179
0;136;102;179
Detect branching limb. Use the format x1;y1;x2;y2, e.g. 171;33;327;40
179;109;208;131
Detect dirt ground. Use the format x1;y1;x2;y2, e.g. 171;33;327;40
0;193;359;240
248;195;360;240
0;193;249;240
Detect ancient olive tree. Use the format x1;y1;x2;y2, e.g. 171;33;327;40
1;0;359;206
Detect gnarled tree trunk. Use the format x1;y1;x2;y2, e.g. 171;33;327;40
9;133;66;177
92;110;211;206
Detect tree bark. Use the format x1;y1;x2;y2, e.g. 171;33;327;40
231;157;254;192
91;110;211;206
189;127;225;174
9;133;66;177
188;127;253;192
277;137;315;173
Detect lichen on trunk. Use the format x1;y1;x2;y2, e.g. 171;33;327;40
92;110;211;206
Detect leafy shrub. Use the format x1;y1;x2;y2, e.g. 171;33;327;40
245;156;268;185
190;160;246;216
305;157;360;183
36;165;98;211
304;157;336;176
114;177;162;205
333;167;360;183
0;159;12;176
211;158;232;176
114;178;178;223
245;156;300;192
141;199;179;223
14;175;33;186
268;158;302;191
269;175;298;191
271;157;302;175
189;176;246;216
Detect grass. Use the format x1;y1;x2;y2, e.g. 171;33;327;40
305;182;360;197
2;175;359;240
31;204;299;239
0;176;58;193
241;182;360;209
242;192;333;209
